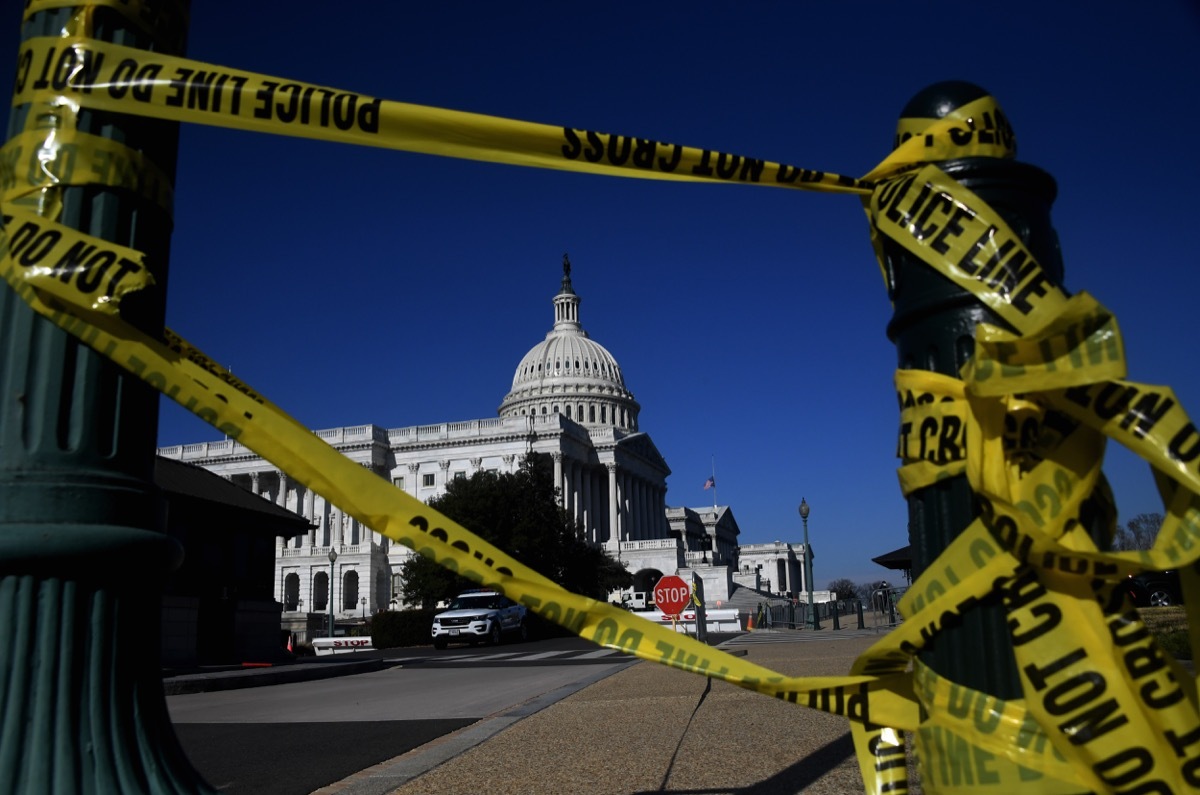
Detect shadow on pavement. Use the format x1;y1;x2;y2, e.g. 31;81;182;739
175;719;475;795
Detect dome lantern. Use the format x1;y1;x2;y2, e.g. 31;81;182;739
498;256;640;429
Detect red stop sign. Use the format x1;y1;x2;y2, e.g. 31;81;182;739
653;575;691;616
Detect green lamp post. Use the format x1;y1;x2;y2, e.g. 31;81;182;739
799;498;820;630
328;547;338;638
0;3;214;791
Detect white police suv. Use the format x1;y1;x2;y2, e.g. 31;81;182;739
431;589;528;649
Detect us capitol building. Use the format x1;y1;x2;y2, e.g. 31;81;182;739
158;258;816;624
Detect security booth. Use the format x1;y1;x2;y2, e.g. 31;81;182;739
156;457;311;667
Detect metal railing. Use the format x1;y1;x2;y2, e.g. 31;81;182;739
750;588;909;631
757;598;860;630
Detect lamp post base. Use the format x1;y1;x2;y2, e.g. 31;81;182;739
0;570;216;793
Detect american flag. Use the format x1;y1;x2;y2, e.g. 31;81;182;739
703;476;715;490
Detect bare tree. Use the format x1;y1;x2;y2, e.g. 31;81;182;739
827;578;858;600
1112;512;1163;551
857;581;884;602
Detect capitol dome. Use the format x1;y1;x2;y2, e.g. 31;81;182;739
499;257;640;430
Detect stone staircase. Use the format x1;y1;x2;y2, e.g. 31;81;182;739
720;583;791;616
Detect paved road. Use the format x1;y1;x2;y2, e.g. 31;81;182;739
168;638;635;794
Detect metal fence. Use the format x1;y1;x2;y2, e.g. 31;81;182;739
754;586;909;631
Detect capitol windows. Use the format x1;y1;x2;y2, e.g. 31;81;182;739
601;406;607;423
589;406;596;422
454;471;466;480
392;476;405;490
565;405;572;419
422;473;435;487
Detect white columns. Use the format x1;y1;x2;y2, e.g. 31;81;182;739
552;453;563;507
305;489;316;546
623;473;633;541
591;469;601;544
571;462;582;527
332;507;344;546
607;463;618;547
638;478;648;540
582;468;593;543
407;463;420;497
658;484;668;537
628;473;639;540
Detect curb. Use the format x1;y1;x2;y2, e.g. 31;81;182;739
164;658;391;695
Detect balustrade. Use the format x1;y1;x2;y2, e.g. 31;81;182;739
622;538;677;551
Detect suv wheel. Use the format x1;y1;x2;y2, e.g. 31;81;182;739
489;623;502;646
516;621;529;643
1149;589;1174;607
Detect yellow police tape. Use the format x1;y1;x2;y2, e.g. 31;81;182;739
0;128;175;214
5;18;1200;794
12;34;1026;199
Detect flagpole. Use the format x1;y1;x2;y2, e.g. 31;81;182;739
711;455;717;511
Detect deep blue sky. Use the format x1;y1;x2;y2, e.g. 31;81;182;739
4;3;1198;588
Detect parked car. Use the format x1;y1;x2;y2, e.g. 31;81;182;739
431;589;528;649
1125;570;1183;607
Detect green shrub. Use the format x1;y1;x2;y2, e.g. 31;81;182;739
368;609;437;648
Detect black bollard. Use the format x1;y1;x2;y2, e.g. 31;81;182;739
881;81;1065;697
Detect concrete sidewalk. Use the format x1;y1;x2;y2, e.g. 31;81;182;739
318;630;889;795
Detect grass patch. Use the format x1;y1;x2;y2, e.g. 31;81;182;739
1138;606;1192;660
1157;630;1193;661
1138;606;1188;634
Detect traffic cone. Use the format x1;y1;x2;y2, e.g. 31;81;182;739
746;614;754;630
287;632;294;653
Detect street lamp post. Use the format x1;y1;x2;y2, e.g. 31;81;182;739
328;548;338;638
361;596;366;618
799;498;820;630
